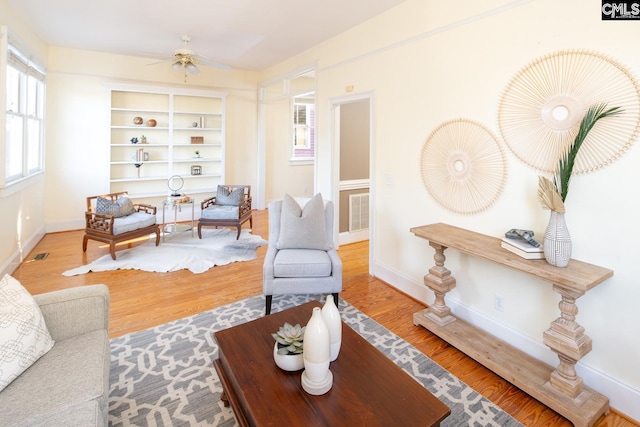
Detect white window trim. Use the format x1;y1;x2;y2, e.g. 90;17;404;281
1;28;46;193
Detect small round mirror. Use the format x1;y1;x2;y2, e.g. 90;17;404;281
168;175;184;197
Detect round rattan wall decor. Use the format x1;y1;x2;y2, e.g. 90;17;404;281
420;119;507;215
498;49;640;174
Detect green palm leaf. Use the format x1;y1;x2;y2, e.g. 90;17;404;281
553;103;623;202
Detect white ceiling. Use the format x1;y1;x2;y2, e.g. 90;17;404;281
9;0;407;71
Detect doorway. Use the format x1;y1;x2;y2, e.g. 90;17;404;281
330;93;373;272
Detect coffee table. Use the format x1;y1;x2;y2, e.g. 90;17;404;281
213;301;450;426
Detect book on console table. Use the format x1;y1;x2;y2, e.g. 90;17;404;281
501;236;544;260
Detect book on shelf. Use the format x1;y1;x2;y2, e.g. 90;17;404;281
500;236;544;260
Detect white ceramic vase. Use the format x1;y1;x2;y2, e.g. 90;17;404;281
273;343;304;371
543;211;572;268
301;307;333;395
321;294;342;361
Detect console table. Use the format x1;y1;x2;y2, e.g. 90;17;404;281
410;223;613;427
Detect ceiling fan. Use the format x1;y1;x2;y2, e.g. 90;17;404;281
149;35;231;82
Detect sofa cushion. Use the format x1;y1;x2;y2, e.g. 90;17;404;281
112;211;156;235
0;329;109;426
201;204;240;220
0;274;55;392
273;249;332;277
96;195;136;218
216;185;245;206
276;193;330;250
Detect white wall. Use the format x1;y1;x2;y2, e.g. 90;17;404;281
262;0;640;420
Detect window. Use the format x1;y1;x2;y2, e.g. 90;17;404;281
292;99;315;161
4;41;45;186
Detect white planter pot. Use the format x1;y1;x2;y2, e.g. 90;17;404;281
273;343;304;371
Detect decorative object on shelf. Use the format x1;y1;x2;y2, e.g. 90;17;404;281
190;136;204;144
192;121;199;127
321;294;342;361
140;135;147;144
499;49;640;174
167;175;184;197
147;119;157;127
301;307;332;395
537;103;623;267
199;116;205;128
190;165;202;175
133;116;143;125
194;150;201;158
272;322;305;371
130;137;138;144
135;148;145;178
420;118;507;215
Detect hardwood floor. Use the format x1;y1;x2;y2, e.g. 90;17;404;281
11;209;636;427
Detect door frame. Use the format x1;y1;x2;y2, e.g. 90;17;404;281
329;92;374;274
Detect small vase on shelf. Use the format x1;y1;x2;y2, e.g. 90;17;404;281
543;210;571;268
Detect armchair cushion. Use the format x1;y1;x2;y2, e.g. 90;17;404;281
0;274;55;392
96;195;136;218
276;193;330;251
216;185;244;206
274;249;333;277
112;211;157;235
201;204;239;220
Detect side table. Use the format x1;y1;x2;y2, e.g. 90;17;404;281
162;196;194;241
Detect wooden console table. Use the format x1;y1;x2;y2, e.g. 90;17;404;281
410;223;613;427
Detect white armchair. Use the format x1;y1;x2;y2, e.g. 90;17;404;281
263;193;342;315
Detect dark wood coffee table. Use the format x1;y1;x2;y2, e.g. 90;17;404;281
213;301;450;426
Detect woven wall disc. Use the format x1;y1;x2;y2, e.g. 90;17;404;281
498;49;640;174
420;119;507;215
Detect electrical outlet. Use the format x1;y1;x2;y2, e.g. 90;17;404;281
494;294;505;312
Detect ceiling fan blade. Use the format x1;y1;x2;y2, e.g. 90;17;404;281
195;55;232;71
146;58;174;67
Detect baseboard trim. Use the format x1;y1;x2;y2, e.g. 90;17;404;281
372;262;640;423
1;224;46;276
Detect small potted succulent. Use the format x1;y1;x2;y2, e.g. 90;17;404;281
272;322;305;371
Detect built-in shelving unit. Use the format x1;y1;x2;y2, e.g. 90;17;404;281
108;84;226;205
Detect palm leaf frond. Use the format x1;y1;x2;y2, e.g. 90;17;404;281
554;103;623;202
537;176;565;213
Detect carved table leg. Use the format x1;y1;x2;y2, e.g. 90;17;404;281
421;242;457;326
220;390;230;407
543;284;592;400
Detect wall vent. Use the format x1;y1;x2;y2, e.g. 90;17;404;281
349;193;369;232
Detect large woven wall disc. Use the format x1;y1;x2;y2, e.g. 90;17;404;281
420;119;507;215
498;49;640;174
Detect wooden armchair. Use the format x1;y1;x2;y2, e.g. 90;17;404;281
198;185;252;239
83;191;160;260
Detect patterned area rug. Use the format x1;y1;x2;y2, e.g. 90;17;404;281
63;228;266;276
109;295;523;427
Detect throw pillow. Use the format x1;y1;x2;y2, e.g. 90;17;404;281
96;195;136;218
216;185;245;206
276;193;330;250
0;274;55;392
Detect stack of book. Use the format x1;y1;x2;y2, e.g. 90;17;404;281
501;236;544;259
